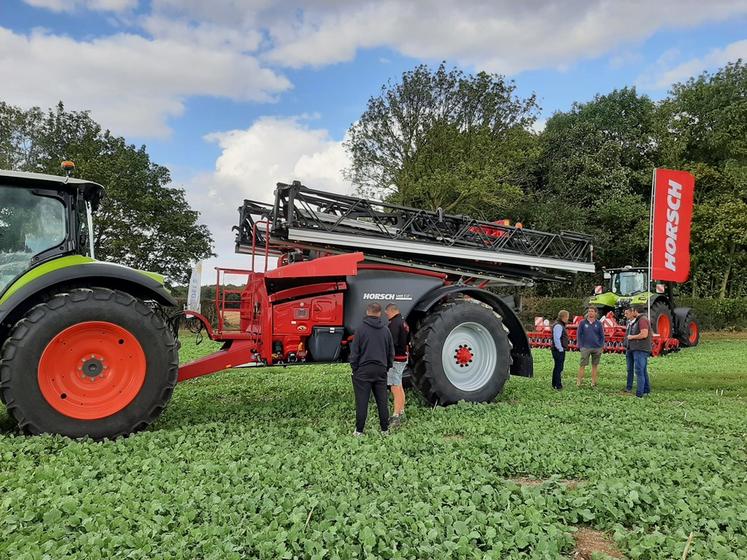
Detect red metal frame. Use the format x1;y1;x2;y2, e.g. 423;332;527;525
213;268;253;337
179;246;361;382
268;281;347;303
357;263;447;280
178;340;258;382
526;315;681;357
266;252;364;279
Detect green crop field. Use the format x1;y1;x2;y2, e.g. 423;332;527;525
1;334;746;559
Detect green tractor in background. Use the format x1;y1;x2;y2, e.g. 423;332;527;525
588;266;700;347
0;166;179;439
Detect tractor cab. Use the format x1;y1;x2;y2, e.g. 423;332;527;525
0;168;103;297
587;265;700;348
590;266;660;321
608;268;648;297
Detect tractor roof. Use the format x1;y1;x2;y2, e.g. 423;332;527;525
0;169;104;208
604;266;646;273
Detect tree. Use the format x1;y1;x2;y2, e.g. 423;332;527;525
532;88;659;269
657;60;747;297
345;63;540;214
391;123;534;219
0;102;214;283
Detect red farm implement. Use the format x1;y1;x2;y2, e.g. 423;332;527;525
177;181;596;402
527;314;681;357
1;171;598;439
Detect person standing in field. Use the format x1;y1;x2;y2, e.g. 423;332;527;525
577;306;605;388
551;310;569;390
623;304;652;398
385;303;409;427
349;302;394;436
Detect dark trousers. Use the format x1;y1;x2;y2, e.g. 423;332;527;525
352;369;389;432
551;348;565;389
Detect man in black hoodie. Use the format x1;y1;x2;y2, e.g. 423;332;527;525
349;302;394;435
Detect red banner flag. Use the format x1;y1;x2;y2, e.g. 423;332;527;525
651;169;695;282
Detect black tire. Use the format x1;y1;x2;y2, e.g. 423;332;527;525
676;309;701;347
649;300;674;338
411;299;512;405
0;288;178;439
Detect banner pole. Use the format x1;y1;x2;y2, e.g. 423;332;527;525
648;168;656;322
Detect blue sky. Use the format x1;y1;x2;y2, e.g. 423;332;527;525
1;0;746;271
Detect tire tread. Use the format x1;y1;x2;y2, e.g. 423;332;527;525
0;287;178;439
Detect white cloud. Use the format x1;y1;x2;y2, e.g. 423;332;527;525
530;118;547;134
24;0;138;12
639;39;747;90
254;0;747;73
0;27;290;137
139;15;263;52
182;116;351;272
9;0;747;138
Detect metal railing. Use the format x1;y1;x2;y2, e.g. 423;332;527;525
235;181;595;279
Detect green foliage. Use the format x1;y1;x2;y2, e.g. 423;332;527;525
675;298;747;331
1;335;746;558
392;124;530;219
345;62;539;217
657;61;747;298
520;296;747;330
532;87;657;267
0;102;214;284
346;61;747;299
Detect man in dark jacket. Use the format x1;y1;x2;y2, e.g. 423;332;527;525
349;303;394;435
385;303;409;426
623;304;652;398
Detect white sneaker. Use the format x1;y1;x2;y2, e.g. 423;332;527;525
353;431;364;437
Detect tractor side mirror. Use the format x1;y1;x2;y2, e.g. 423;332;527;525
603;272;611;279
594;285;603;295
656;283;666;294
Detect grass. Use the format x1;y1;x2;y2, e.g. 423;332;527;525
1;333;746;559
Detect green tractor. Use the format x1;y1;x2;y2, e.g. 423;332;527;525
0;167;179;439
588;266;700;347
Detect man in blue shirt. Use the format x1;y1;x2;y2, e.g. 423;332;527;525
577;306;605;388
551;310;569;390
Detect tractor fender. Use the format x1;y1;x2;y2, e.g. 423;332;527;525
412;285;533;377
0;262;176;331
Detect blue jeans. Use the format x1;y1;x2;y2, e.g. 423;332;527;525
626;351;650;397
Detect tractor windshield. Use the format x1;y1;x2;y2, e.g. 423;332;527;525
0;186;67;294
612;271;647;296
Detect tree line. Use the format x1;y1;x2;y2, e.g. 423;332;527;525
1;60;744;297
0;102;214;284
346;61;747;298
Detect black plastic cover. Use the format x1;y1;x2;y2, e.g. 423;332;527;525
308;326;344;362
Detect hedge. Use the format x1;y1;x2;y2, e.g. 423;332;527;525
518;296;747;331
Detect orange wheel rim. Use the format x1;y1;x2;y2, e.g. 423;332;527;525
38;321;146;420
688;321;698;344
657;314;671;338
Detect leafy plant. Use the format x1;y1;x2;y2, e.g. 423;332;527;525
1;334;745;558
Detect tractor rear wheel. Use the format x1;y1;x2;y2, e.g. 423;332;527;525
676;309;701;347
0;288;178;439
411;299;511;405
649;301;673;339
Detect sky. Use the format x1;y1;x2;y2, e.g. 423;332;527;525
1;0;746;277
